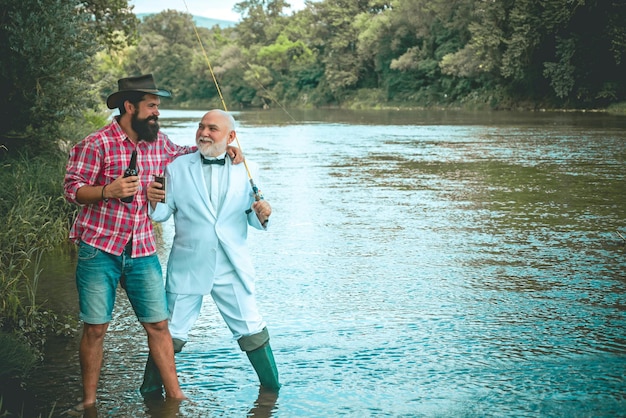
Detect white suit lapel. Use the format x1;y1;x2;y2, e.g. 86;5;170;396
221;157;243;212
188;153;217;219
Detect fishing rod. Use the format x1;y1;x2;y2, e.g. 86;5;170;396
182;0;267;209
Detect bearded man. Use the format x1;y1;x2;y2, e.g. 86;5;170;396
63;75;242;411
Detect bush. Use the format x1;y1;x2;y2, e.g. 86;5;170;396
607;102;626;115
0;331;38;382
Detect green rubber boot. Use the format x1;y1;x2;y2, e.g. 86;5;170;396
140;353;162;396
140;338;186;396
239;328;281;391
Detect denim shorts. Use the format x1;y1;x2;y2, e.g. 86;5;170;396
75;241;168;324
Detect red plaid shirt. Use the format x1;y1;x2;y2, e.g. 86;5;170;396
64;118;193;257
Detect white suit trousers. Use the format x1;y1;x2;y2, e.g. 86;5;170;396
167;267;266;341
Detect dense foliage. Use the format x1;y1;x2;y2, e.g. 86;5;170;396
1;0;625;147
112;0;626;111
0;0;137;152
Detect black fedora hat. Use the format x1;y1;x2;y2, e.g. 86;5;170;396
106;74;172;109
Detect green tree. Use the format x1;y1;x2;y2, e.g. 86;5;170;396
258;34;314;74
139;9;197;48
79;0;140;51
359;0;473;104
124;11;193;99
553;0;626;105
0;0;99;153
441;0;626;107
234;0;291;47
298;0;374;103
195;30;245;108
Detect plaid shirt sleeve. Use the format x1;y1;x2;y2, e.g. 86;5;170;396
64;121;194;257
64;132;105;205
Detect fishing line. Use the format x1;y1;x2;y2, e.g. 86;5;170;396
244;62;297;122
181;1;297;121
182;0;265;204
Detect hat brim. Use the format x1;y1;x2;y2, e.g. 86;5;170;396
106;89;172;109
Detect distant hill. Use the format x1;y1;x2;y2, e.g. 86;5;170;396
136;13;236;29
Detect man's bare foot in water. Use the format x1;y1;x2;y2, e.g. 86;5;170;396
63;400;97;417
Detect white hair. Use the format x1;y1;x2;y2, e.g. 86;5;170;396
208;109;236;131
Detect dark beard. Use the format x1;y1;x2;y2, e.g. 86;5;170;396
131;111;160;142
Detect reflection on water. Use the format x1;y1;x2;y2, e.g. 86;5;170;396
30;109;626;417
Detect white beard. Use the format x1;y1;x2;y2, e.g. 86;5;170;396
197;137;220;157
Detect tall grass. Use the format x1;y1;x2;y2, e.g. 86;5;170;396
0;151;78;376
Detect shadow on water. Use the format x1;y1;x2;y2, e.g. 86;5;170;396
14;109;626;417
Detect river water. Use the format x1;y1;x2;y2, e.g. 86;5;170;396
28;109;626;417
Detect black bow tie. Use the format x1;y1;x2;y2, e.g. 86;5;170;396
201;156;226;165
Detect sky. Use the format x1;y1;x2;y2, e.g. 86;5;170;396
129;0;310;22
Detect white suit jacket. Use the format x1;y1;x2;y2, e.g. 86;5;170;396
150;151;268;295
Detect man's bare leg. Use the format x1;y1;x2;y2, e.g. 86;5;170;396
79;322;109;407
143;320;186;400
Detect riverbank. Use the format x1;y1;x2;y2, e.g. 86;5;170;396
0;151;78;417
165;96;626;115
